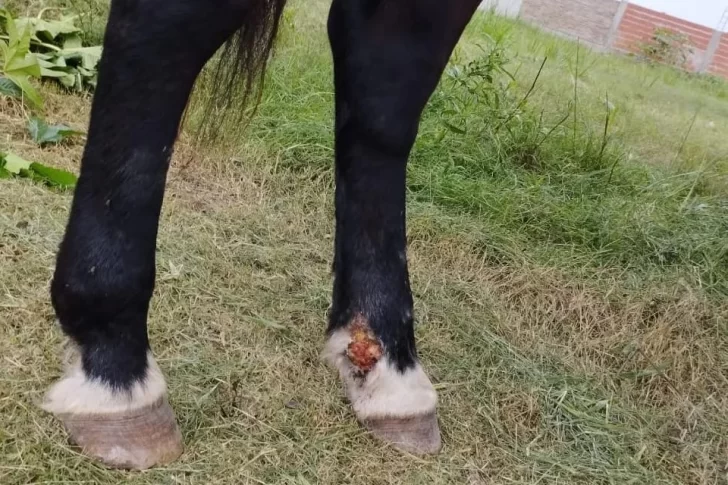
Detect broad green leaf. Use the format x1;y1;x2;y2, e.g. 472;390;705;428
60;46;102;71
2;152;32;174
4;11;20;52
37;54;67;67
58;71;78;88
15;16;81;43
1;12;43;107
38;55;76;86
6;52;41;77
5;72;42;107
28;116;83;145
39;58;74;81
62;34;83;50
29;162;77;188
4;15;32;60
0;75;21;98
1;10;99;97
39;65;71;78
0;152;77;189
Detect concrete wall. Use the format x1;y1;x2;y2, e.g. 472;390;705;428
480;0;522;18
520;0;621;50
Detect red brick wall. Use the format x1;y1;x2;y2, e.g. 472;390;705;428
517;0;728;78
520;0;620;50
613;4;714;71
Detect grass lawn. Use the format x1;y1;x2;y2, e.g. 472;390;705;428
1;1;727;483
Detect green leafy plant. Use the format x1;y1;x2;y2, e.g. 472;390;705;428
444;40;516;125
0;74;22;97
0;151;77;189
639;27;693;68
0;9;42;107
28;116;83;145
0;8;102;105
28;14;102;91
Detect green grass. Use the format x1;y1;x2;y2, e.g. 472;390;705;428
2;1;728;484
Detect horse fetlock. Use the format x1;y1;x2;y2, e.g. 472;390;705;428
345;314;384;375
43;347;166;415
323;317;441;454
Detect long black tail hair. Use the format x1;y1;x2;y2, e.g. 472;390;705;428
195;0;288;140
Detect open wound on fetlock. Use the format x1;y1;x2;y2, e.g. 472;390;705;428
345;314;383;375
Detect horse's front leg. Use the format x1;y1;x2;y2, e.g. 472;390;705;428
324;0;481;454
43;0;252;469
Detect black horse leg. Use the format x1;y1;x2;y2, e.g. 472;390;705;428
323;0;480;454
43;0;259;469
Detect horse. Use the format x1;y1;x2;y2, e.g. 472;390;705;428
42;0;482;469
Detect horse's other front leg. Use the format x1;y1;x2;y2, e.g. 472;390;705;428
324;0;481;454
42;0;272;470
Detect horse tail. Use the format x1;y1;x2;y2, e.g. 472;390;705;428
196;0;288;139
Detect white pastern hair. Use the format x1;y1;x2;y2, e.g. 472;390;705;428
323;328;437;419
43;350;167;415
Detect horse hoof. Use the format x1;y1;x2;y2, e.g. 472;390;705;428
56;397;183;469
363;411;442;455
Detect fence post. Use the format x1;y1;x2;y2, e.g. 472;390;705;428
700;29;723;73
606;0;629;49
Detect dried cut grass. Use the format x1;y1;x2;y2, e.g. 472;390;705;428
3;130;726;483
